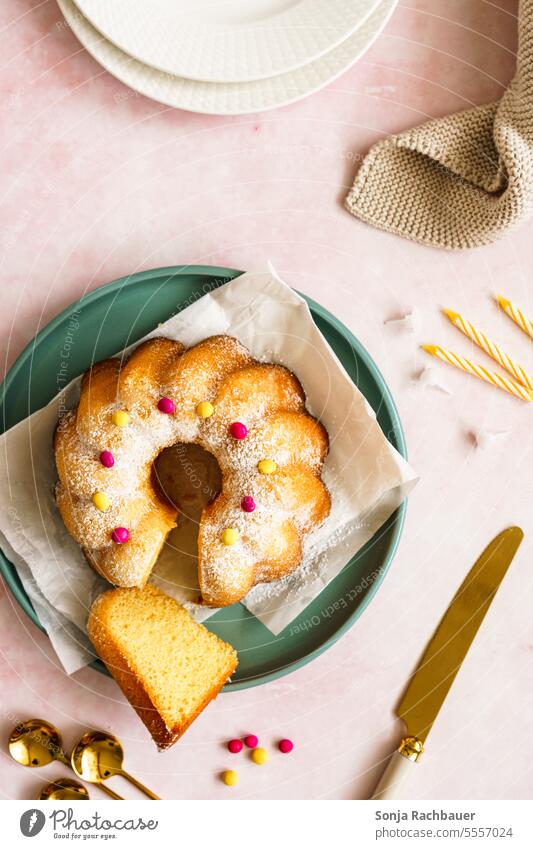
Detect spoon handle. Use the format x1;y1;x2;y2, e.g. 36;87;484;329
98;783;125;801
119;770;160;800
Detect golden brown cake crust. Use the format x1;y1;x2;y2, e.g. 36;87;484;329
55;335;330;606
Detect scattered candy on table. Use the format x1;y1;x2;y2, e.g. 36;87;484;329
221;528;239;546
241;496;256;513
112;410;130;427
222;770;238;787
112;527;130;544
219;734;293;783
92;491;110;512
196;401;214;418
99;450;114;468
229;421;247;439
258;459;277;475
157;397;175;414
251;747;269;765
422;345;533;402
496;294;533;339
444;308;533;390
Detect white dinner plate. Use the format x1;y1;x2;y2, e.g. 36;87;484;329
73;0;382;83
59;0;397;115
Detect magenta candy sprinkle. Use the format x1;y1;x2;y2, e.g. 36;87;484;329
112;527;129;544
244;734;258;749
158;397;175;414
278;739;294;754
227;739;243;754
229;421;247;440
99;450;114;468
241;496;256;513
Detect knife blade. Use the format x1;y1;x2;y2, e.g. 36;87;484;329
372;526;524;799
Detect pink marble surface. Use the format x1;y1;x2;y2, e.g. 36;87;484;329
1;0;532;801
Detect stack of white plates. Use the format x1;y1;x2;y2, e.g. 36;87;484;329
58;0;398;114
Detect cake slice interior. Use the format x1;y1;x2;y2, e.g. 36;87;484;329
88;585;238;749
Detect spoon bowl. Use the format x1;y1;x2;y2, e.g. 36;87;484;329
72;731;160;799
38;777;89;801
9;719;68;768
71;730;124;783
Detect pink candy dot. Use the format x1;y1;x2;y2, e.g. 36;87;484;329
158;397;175;415
244;734;258;749
229;421;247;440
112;527;130;544
278;739;294;754
99;450;114;468
227;739;243;754
241;496;256;513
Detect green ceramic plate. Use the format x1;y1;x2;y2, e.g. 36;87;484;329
0;265;407;690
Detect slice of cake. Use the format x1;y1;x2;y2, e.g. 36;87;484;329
87;585;238;749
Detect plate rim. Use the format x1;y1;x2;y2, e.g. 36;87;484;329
0;264;407;690
57;0;398;116
73;0;383;84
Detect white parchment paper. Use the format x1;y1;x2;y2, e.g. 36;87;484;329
0;266;417;673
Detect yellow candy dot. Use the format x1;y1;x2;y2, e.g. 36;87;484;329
258;459;277;475
92;491;110;512
251;747;269;765
112;410;130;427
196;401;214;419
221;528;239;546
222;770;238;787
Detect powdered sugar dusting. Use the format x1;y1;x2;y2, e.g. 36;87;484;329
55;335;330;601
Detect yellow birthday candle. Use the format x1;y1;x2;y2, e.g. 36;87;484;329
496;295;533;340
422;345;533;402
443;309;533;391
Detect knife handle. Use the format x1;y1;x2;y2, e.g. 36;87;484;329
371;737;423;800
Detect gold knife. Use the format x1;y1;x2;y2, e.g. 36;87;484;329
372;526;524;800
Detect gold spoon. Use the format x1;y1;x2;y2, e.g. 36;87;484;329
8;719;124;801
71;731;161;800
38;777;89;801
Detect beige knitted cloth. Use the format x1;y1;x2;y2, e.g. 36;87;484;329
345;0;533;250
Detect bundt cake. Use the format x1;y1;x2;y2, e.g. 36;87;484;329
88;586;238;749
54;335;330;607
